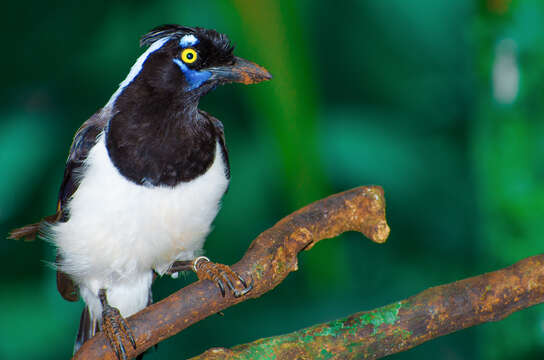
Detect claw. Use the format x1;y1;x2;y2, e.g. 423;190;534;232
118;341;127;360
233;279;253;298
113;344;121;360
122;318;137;349
191;257;253;298
221;273;236;293
237;274;248;288
216;278;226;297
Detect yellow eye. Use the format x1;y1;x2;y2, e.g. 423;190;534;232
181;48;198;64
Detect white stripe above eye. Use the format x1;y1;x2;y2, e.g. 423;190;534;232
179;34;199;47
105;37;170;109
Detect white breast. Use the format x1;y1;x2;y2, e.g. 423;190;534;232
52;133;229;287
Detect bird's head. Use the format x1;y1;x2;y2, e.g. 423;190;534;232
113;24;271;102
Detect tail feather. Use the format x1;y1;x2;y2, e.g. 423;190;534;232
74;306;98;355
8;213;60;241
8;222;41;241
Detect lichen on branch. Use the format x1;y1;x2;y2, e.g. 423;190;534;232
191;254;544;359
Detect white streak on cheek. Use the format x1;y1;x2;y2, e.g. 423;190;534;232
105;37;170;108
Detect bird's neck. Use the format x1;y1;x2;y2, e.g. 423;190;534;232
105;84;217;187
122;82;201;126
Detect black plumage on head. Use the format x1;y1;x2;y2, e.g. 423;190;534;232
140;24;193;47
141;25;233;53
140;24;235;70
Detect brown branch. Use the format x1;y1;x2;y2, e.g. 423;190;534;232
190;254;544;360
73;185;390;359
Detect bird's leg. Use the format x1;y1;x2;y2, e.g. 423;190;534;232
191;256;253;298
99;289;136;360
166;260;193;278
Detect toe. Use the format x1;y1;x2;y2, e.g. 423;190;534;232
193;259;253;298
102;305;136;359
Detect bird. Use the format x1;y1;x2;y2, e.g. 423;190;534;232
9;24;271;359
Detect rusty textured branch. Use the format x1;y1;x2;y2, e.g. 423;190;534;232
190;254;544;360
73;186;390;359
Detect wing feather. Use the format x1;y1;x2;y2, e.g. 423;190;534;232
10;109;109;301
198;109;230;179
55;110;109;301
58;110;108;216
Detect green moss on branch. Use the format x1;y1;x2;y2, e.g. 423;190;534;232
192;254;544;359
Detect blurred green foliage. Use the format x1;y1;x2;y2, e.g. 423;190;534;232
1;0;543;359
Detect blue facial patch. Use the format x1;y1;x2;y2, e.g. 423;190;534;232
179;34;199;47
173;58;212;91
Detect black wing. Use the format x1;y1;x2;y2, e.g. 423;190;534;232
8;110;108;240
56;110;108;301
58;110;109;219
9;110;109;300
198;109;230;179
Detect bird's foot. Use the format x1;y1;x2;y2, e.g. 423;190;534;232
99;289;136;360
192;256;253;297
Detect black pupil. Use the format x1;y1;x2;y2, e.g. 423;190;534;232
186;52;194;59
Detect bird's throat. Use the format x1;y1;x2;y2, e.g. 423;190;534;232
105;86;216;187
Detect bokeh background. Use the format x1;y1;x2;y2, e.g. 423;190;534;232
2;0;544;359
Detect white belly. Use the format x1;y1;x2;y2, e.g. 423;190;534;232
51;133;228;317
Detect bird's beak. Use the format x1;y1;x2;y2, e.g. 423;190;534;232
208;57;272;85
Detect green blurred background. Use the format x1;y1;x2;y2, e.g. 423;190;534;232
2;0;544;359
